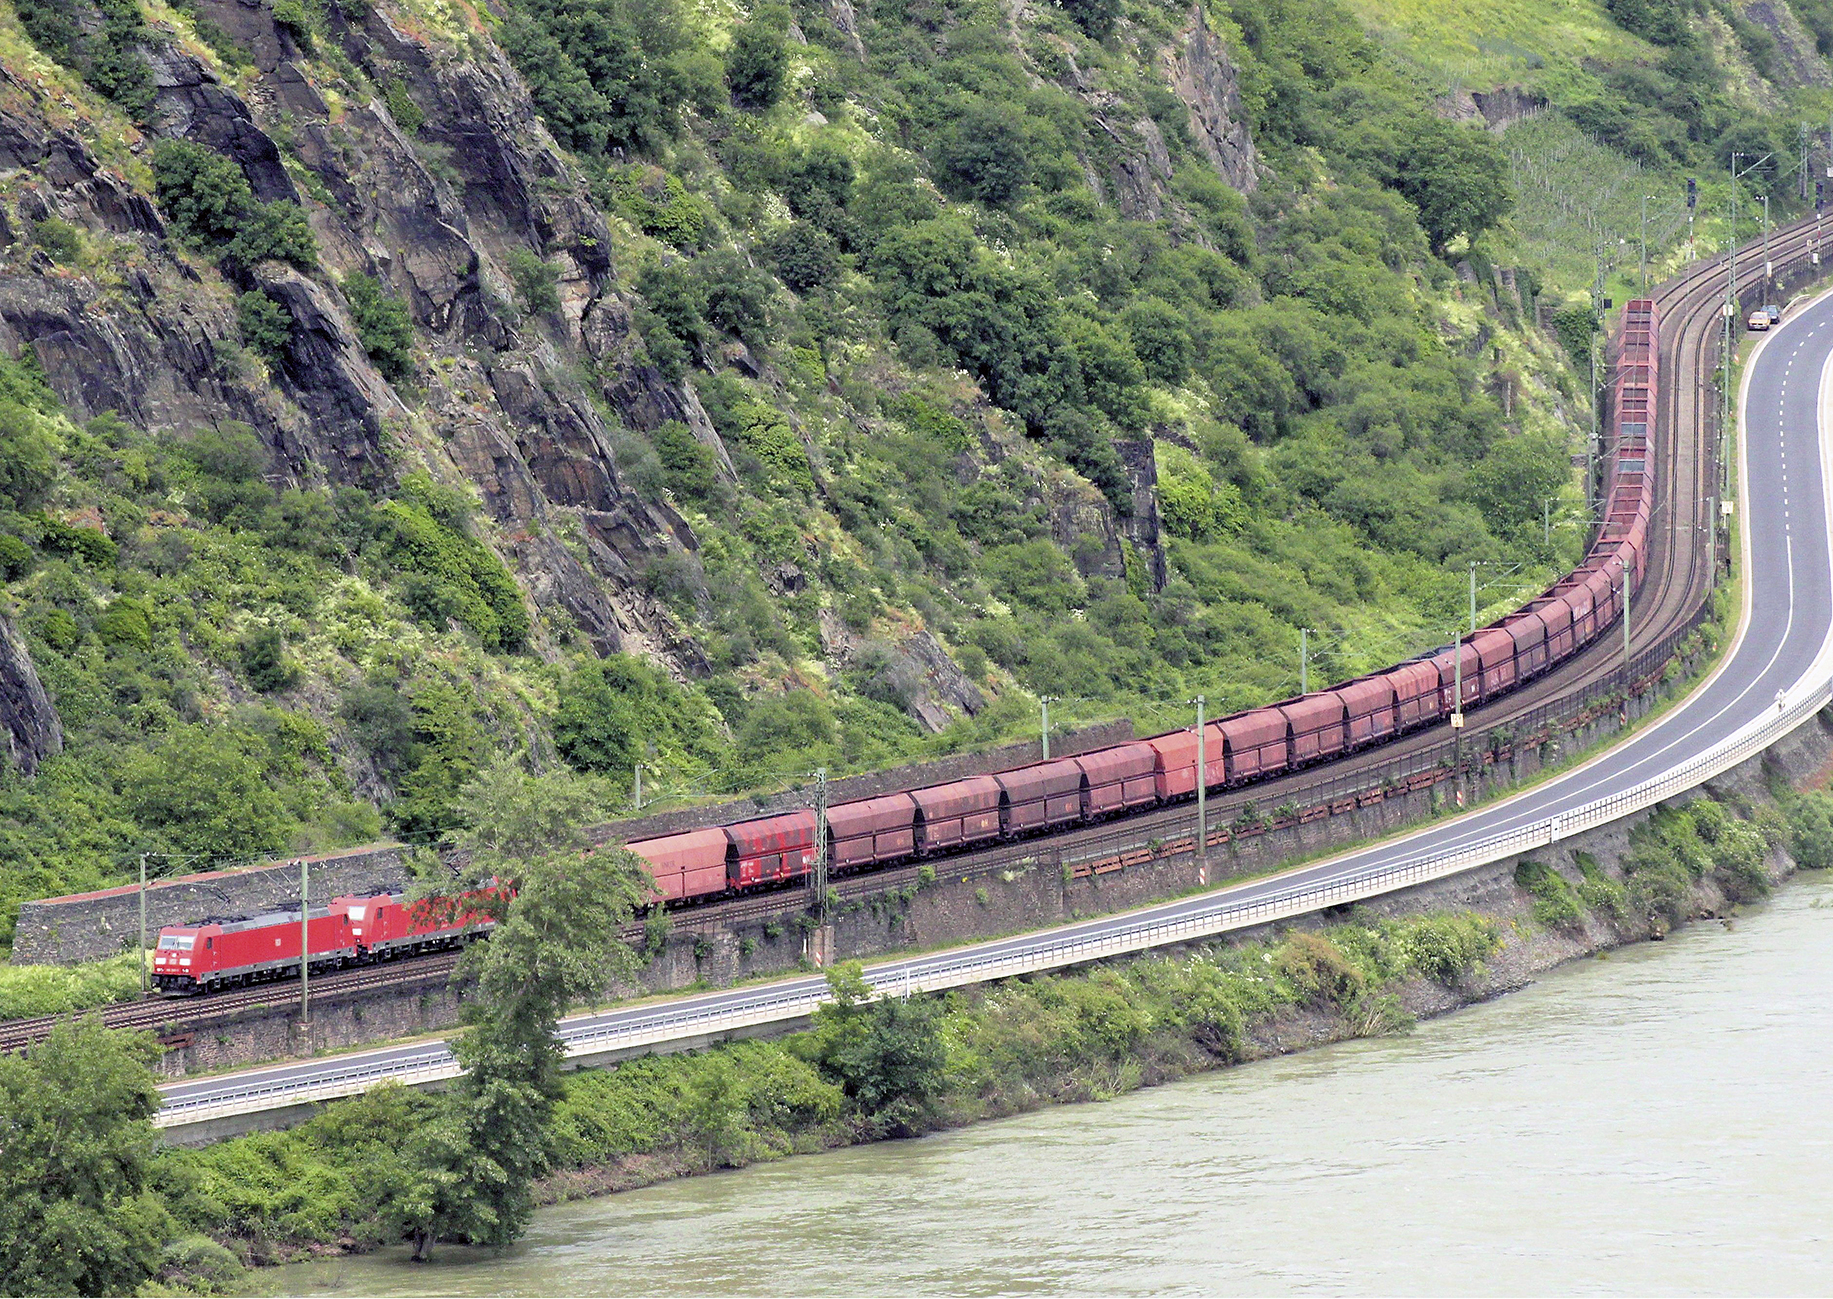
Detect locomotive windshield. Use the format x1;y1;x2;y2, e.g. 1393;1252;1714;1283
157;935;194;949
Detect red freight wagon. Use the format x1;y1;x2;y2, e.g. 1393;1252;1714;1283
827;793;919;869
725;811;817;887
996;758;1085;833
1144;724;1227;800
1334;676;1398;749
1582;565;1619;626
1555;578;1597;644
1385;660;1442;732
1076;743;1160;817
1502;611;1549;680
911;776;1003;852
1219;709;1288;784
1428;642;1482;713
1470;627;1518;698
628;828;729;903
1530;596;1575;661
1278;694;1348;765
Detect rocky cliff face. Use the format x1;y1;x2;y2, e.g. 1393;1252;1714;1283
1166;6;1259;194
0;0;710;667
0;611;59;775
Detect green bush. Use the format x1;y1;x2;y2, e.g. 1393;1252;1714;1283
377;498;529;650
240;625;299;692
342;272;415;381
0;533;32;581
29;216;81;263
763;223;839;293
383;79;424;135
16;0;155;117
33;514;116;567
96;597;151;651
236;290;292;364
152;141;256;248
1515;860;1585;930
0;953;142;1019
506;248;562;318
725;7;789;109
0;401;59;511
652;420;719;501
271;0;315;50
1788;791;1833;870
226;200;318;270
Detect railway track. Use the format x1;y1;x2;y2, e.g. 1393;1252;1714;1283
2;220;1818;1053
0;952;463;1052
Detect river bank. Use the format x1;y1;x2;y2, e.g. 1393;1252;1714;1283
169;785;1819;1295
262;865;1833;1297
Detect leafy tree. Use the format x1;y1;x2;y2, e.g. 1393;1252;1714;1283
151;141;256;248
236;290;292;364
0;400;59;511
0;1020;174;1297
554;653;722;777
343;272;416;381
797;962;946;1136
391;680;485;836
1058;0;1120;39
725;7;789;110
393;759;650;1258
1789;791;1833;870
506;248;562;318
936;102;1030;206
1393;120;1512;254
763;222;840;293
121;725;293;861
16;0;155;118
652;419;719;500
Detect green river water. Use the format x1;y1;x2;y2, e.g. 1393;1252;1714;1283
268;873;1833;1296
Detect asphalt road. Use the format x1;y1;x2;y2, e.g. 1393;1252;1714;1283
160;293;1833;1117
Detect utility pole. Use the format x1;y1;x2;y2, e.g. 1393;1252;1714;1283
137;852;148;995
298;858;310;1026
1039;696;1055;760
1803;122;1812;202
1543;497;1555;549
1193;695;1207;870
1763;193;1772;300
1299;628;1310;695
1640;194;1649;291
811;767;829;926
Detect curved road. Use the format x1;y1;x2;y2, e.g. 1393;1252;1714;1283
160;288;1833;1121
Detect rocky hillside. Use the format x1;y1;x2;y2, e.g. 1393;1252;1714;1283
0;0;1605;934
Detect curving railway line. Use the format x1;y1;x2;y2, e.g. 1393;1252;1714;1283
3;219;1821;1054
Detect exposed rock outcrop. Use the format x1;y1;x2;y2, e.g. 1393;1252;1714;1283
1166;6;1258;193
0;612;61;775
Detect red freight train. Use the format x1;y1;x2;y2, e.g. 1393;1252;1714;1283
151;886;501;994
624;304;1662;905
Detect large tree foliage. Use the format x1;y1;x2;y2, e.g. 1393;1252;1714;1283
393;758;651;1258
0;1020;173;1297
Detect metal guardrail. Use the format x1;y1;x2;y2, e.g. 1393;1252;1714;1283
156;652;1832;1129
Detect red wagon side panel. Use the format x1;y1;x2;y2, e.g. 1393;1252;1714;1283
1530;597;1575;663
724;811;817;887
1470;627;1518;698
1219;709;1288;783
1502;610;1549;680
910;776;1003;852
1334;676;1398;748
996;758;1085;832
1428;643;1482;712
827;793;919;869
1385;660;1443;731
1144;726;1227;800
629;828;729;903
1278;694;1348;764
1076;743;1160;816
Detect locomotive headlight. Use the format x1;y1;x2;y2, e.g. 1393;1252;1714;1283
179;958;190;966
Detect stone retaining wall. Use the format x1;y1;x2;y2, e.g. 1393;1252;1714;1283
12;722;1133;965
